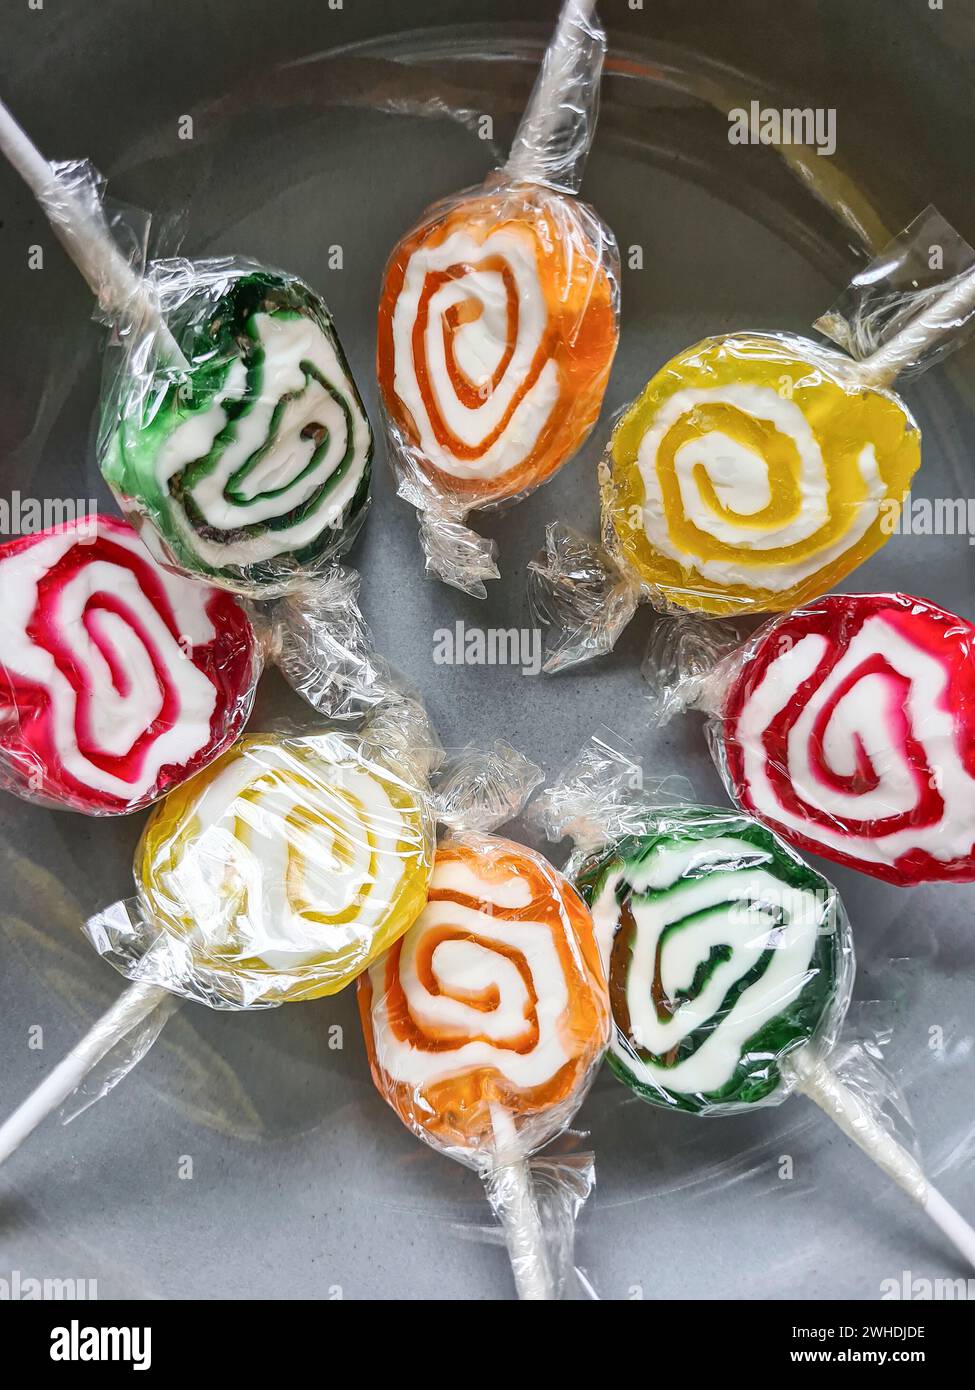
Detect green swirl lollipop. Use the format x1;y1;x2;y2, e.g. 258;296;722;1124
568;798;975;1267
101;266;373;594
0;101;372;597
576;810;841;1114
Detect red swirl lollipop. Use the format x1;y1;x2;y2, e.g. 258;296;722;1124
720;592;975;884
0;514;258;814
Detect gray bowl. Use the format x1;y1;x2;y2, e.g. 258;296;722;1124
0;0;973;1300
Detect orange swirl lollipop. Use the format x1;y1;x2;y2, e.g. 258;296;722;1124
359;834;609;1298
378;185;617;509
376;0;620;595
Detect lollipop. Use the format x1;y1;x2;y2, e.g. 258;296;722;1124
605;333;919;616
0;514;258;814
529;238;975;665
577;813;842;1112
376;0;619;595
136;731;432;1000
574;806;975;1268
0;730;435;1163
716;592;975;885
102;266;373;593
0;102;372;596
359;834;609;1299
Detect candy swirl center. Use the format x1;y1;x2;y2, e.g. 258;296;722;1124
732;611;975;868
636;384;885;591
0;523;225;803
391;228;561;482
373;859;574;1089
155;311;370;568
590;836;825;1097
142;737;426;974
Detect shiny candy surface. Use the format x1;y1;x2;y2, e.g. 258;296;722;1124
575;812;843;1114
720;593;975;885
359;835;609;1157
605;333;920;615
0;515;257;814
377;184;618;508
102;270;373;594
137;731;433;1001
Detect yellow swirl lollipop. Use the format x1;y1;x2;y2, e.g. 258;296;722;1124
137;731;434;1002
0;728;435;1167
531;260;975;663
605;333;920;616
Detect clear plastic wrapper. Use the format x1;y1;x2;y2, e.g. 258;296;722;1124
528;522;639;673
260;566;396;726
429;741;543;832
0;512;407;815
815;206;975;380
358;832;611;1298
505;0;605;196
60;990;182;1125
4;148;178;358
528;732;975;1267
641;610;752;726
529;211;975;663
647;592;975;887
505;1151;598;1300
0;108;395;804
376;0;620;597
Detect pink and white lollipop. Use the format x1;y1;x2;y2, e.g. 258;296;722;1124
719;592;975;884
0;514;258;814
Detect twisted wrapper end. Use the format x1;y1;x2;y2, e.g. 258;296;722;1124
482;1143;598;1300
83;899;295;1011
266;566;397;723
361;692;445;790
527;728;695;862
431;742;543;834
528;521;640;672
270;568;541;820
417;512;500;599
504;0;605;196
642;611;754;726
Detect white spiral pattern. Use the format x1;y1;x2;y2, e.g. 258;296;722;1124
156;313;371;568
142;734;430;980
637;384;886;591
732;614;975;871
589;836;825;1096
0;522;230;805
367;857;575;1090
391;228;560;482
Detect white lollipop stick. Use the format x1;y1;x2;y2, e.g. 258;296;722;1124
0;981;171;1166
487;1103;555;1300
855;262;975;388
0;97;187;369
789;1050;975;1270
505;0;600;186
